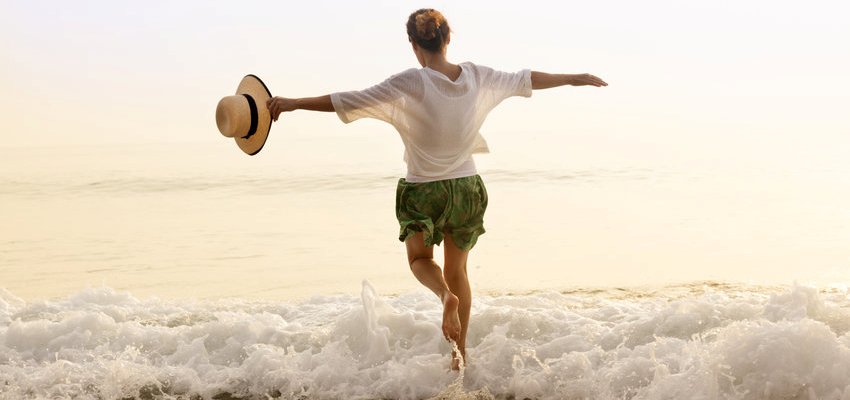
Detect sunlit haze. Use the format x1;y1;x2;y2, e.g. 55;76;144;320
3;1;848;161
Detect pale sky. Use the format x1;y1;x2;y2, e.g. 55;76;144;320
1;0;848;168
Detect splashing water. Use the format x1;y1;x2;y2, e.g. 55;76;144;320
426;340;495;400
4;282;850;399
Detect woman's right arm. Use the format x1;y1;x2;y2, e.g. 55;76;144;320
267;95;334;122
266;69;417;124
530;72;608;90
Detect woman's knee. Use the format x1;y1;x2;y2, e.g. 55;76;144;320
443;260;468;281
405;232;433;266
407;252;435;267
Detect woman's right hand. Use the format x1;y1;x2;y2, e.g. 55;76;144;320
266;97;298;122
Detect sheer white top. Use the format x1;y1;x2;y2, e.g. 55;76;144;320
330;62;532;182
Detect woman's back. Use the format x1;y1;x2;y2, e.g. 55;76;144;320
331;62;532;180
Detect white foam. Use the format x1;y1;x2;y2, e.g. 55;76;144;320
3;282;850;399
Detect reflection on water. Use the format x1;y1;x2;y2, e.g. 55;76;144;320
1;167;655;197
1;142;849;300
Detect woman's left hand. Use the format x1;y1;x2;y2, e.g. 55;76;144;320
266;97;297;122
570;74;608;87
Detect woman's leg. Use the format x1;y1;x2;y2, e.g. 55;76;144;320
405;232;462;344
443;233;471;369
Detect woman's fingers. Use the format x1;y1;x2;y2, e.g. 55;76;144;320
267;97;280;121
266;98;275;121
590;74;608;86
581;74;608;87
266;97;294;121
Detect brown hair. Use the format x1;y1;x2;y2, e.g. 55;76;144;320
406;8;450;53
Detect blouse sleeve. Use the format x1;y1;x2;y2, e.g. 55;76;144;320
476;65;533;111
330;69;420;125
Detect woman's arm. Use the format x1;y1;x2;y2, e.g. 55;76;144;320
266;95;334;122
531;72;608;90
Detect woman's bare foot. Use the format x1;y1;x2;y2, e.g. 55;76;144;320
442;292;461;342
450;350;466;371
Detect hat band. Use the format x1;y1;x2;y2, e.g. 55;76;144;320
241;94;259;139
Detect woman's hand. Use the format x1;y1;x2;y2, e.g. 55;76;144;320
569;73;608;87
265;95;334;121
531;72;608;89
266;97;298;122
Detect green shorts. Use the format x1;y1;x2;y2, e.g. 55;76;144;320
395;174;488;251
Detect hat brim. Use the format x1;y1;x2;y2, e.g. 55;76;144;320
234;74;272;156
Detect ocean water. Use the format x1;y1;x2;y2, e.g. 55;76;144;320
1;140;850;399
1;140;849;300
3;281;850;399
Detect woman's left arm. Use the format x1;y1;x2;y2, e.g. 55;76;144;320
267;95;334;122
531;72;608;90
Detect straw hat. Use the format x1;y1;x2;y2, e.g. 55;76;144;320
216;75;272;155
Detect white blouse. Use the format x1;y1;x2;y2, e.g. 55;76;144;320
330;62;532;182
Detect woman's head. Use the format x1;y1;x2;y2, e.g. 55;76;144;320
406;9;450;53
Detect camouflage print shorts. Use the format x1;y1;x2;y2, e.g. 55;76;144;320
395;174;488;251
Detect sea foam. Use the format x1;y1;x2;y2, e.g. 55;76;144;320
2;282;850;399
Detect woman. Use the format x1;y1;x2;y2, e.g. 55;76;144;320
267;8;607;370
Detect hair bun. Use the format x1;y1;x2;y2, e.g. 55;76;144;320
406;8;450;52
415;10;444;40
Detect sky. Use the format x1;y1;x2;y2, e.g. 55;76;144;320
1;0;848;168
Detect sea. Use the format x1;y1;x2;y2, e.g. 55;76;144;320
1;139;850;399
